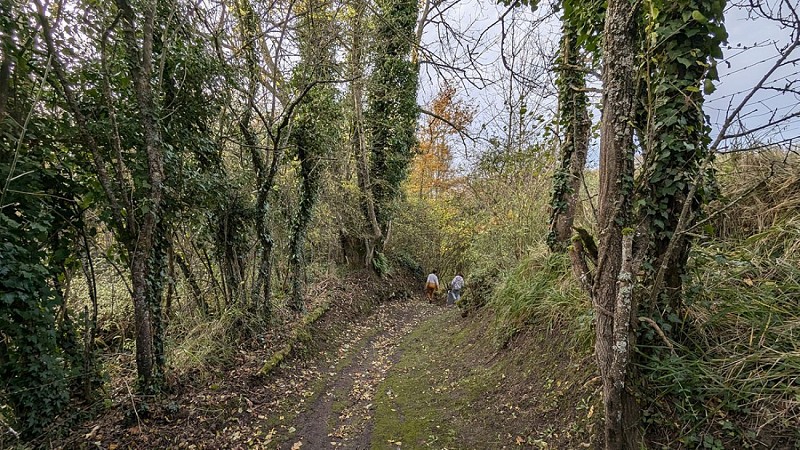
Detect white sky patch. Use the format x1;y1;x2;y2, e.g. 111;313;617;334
708;4;800;152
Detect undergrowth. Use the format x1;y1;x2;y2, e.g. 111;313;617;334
637;150;800;448
641;222;800;447
486;246;593;351
166;307;252;377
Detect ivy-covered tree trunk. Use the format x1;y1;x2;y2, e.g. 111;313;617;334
365;0;420;266
38;0;172;393
548;12;591;252
288;0;340;311
594;0;640;447
251;140;281;319
638;0;726;314
288;155;320;311
115;0;168;392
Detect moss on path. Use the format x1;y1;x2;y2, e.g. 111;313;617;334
371;307;600;449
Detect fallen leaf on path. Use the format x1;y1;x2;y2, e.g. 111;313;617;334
291;441;303;449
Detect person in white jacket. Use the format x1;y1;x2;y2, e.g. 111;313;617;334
448;274;464;306
425;270;439;303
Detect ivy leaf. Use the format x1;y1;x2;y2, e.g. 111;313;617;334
703;78;716;95
676;56;693;68
691;10;708;24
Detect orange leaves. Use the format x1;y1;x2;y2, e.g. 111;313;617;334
407;82;475;200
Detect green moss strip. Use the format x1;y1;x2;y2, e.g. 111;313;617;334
259;300;332;375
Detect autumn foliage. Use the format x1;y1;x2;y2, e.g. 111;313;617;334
408;83;474;200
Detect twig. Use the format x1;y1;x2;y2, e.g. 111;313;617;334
639;316;676;356
122;377;142;431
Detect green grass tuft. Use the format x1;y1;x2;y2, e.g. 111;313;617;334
486;247;593;351
641;220;800;446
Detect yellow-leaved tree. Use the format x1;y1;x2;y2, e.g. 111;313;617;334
392;82;475;275
408;82;474;200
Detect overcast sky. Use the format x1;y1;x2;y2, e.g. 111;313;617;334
707;4;800;151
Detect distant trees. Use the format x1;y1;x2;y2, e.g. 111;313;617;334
409;83;474;200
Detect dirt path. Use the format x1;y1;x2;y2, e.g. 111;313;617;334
64;293;598;449
63;297;440;449
276;300;440;449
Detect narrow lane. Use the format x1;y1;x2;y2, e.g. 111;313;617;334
278;300;441;449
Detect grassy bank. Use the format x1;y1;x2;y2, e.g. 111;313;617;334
372;308;600;449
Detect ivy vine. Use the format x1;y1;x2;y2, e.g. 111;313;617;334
366;0;420;232
638;0;727;306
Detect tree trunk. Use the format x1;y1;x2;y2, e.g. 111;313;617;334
349;0;382;269
116;0;167;392
130;252;155;390
255;185;275;318
549;20;591;252
38;0;168;393
594;0;640;447
365;0;420;266
288;167;317;312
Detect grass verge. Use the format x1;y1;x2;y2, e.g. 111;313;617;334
372;308;599;449
487;248;593;351
641;224;800;448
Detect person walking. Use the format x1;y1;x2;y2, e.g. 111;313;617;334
448;273;464;306
425;270;440;303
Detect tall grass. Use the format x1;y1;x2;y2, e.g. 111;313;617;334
642;233;800;445
166;306;253;377
487;247;593;351
641;150;800;445
712;150;799;240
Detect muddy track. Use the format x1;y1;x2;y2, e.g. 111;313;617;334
282;301;440;449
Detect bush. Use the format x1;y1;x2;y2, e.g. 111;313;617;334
456;266;497;318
